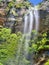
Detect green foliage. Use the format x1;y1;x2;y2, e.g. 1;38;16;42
30;31;49;53
6;0;31;12
15;1;30;9
8;2;14;8
0;63;3;65
0;0;2;2
44;60;49;65
0;28;22;64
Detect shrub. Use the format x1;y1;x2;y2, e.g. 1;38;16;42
0;28;22;64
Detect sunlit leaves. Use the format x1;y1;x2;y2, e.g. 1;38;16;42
30;31;49;53
8;2;14;8
0;62;3;65
44;60;49;65
10;9;18;16
0;28;22;64
32;44;38;52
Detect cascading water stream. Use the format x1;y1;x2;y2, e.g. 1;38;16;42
14;7;40;65
24;10;34;57
34;7;39;32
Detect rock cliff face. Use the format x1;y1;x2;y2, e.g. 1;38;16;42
39;0;49;32
0;9;6;26
16;0;24;3
0;0;49;33
39;10;49;33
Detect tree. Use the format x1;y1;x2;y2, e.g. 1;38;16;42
0;28;22;65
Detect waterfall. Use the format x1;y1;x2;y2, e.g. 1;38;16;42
24;10;34;57
15;7;39;65
23;7;39;65
34;8;39;32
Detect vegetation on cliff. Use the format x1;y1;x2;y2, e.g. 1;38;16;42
0;0;49;65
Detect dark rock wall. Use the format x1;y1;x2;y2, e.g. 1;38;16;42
0;0;49;33
39;10;49;33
